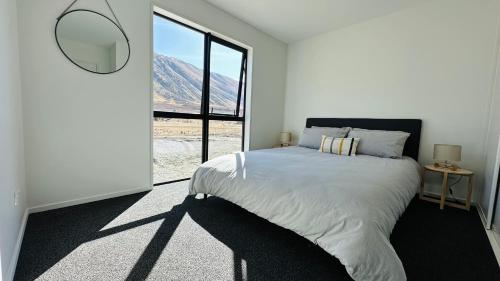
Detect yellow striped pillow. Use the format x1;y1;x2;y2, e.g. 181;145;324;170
319;136;360;156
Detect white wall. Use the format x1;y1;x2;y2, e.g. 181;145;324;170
284;0;500;198
17;0;152;208
0;0;27;280
17;0;287;208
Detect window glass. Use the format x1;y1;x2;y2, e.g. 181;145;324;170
209;42;244;115
153;118;202;183
208;120;243;160
153;15;204;114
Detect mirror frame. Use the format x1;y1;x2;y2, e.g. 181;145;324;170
55;9;131;75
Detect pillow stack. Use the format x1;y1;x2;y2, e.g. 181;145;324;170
297;126;411;159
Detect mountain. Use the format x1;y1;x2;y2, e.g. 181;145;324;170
153;53;240;114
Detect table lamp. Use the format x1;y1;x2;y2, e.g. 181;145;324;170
433;144;462;170
280;132;291;146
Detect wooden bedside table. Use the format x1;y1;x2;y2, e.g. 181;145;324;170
420;164;474;210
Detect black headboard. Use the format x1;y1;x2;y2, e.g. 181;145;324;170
306;118;422;161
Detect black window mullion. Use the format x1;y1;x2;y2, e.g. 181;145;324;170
241;54;248;150
235;54;246;117
201;33;211;163
243;56;248;117
207;115;244;122
153;111;203;119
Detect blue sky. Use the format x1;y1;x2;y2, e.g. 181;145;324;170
154;16;242;80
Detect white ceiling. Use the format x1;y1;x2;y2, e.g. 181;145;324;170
204;0;429;43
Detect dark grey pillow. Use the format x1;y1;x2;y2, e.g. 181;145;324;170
347;128;410;158
298;127;350;149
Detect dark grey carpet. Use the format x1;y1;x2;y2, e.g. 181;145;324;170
15;181;500;281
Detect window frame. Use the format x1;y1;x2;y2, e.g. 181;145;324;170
153;12;248;186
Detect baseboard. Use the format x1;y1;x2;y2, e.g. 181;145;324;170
492;225;500;263
477;203;490;228
29;186;153;213
477;204;500;266
7;208;29;281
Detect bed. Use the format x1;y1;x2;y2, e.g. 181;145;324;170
189;118;422;281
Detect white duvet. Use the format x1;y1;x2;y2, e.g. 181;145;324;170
189;146;421;281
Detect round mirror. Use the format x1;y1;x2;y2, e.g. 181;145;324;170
55;9;130;74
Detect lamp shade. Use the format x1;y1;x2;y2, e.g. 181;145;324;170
280;132;291;144
433;144;461;162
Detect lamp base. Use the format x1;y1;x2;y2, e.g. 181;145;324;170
434;162;459;171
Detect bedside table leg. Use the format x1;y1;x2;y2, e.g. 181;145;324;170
466;174;474;211
440;172;449;210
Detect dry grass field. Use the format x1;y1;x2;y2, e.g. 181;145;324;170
154;118;242;138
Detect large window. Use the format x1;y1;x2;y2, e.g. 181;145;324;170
153;13;248;185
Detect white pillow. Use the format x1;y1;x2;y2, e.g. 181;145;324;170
298;127;350;149
347;128;410;158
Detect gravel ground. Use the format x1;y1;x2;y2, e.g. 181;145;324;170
153;136;242;183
